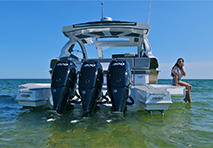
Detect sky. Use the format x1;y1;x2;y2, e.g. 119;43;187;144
0;0;213;79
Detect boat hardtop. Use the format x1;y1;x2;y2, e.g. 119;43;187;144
60;20;153;59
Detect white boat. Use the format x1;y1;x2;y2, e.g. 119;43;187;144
15;17;186;116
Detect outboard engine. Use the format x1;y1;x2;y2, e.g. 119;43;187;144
107;60;131;113
79;60;103;117
51;60;77;114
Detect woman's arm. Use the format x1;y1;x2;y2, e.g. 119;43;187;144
182;67;186;76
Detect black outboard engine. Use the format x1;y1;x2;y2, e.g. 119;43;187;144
107;60;131;113
51;60;77;114
79;60;103;117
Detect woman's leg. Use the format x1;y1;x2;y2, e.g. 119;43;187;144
178;81;192;103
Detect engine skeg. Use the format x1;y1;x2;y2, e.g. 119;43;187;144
80;88;102;117
108;86;130;112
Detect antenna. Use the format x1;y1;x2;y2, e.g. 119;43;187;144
148;0;152;24
101;0;104;21
100;1;112;21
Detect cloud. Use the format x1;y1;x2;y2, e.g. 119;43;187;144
158;61;213;79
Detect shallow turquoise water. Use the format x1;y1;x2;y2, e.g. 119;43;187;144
0;79;213;147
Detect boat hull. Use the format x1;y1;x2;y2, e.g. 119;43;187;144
127;85;172;111
15;83;52;108
15;83;185;115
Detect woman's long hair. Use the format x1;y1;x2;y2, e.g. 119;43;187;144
171;58;184;77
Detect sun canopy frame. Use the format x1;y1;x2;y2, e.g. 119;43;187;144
60;20;152;59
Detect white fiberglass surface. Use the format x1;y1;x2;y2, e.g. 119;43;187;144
94;38;129;42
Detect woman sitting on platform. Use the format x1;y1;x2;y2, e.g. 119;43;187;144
171;58;192;103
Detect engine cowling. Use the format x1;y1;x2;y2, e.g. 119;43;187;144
51;60;77;114
79;60;103;117
107;60;131;113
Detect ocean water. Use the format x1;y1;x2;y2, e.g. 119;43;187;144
0;79;213;147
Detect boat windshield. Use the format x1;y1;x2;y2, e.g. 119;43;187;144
102;46;137;58
84;44;137;59
71;41;138;59
71;43;84;59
